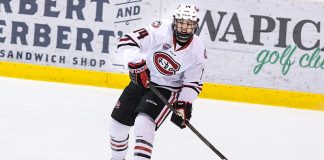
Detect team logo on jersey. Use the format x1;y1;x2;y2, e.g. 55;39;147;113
162;43;171;50
153;52;180;76
151;20;162;28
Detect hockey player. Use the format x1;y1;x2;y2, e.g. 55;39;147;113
109;3;207;160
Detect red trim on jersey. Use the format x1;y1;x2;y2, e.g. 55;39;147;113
173;35;193;52
119;37;131;42
177;37;193;52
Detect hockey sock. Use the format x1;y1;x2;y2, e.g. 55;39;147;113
109;118;131;160
133;113;156;160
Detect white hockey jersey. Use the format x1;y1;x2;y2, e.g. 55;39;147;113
117;20;207;103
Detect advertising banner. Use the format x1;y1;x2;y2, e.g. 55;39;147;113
1;0;324;94
0;0;160;71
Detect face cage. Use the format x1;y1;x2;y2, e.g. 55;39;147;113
173;18;198;43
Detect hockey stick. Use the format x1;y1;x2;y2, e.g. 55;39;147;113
148;83;228;160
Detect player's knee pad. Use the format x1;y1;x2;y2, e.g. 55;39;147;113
109;118;131;160
133;113;156;160
110;118;131;138
134;113;156;141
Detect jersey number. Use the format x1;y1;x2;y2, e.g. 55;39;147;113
133;28;149;39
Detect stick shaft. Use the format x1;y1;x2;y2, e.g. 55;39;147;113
148;83;228;160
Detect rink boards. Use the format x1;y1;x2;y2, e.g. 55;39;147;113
0;0;323;111
0;61;323;111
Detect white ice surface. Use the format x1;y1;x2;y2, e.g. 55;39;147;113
0;77;324;160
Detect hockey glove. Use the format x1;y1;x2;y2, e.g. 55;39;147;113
128;60;150;88
171;101;192;129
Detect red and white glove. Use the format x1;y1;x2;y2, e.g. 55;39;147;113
171;101;192;129
128;60;150;88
